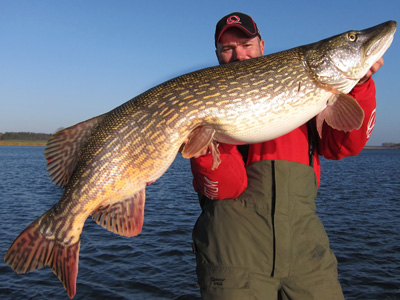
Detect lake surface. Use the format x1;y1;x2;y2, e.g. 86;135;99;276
0;146;399;299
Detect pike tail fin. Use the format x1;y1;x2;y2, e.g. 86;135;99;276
4;219;80;299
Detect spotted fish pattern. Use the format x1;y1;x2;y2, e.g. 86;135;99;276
4;21;396;298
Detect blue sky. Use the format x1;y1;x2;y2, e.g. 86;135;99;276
0;0;399;146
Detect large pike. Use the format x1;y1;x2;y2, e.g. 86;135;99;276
5;21;396;298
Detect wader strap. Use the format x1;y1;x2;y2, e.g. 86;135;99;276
237;144;249;164
307;121;315;167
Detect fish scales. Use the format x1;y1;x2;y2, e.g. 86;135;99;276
23;48;312;268
17;49;313;248
25;29;388;246
4;20;396;299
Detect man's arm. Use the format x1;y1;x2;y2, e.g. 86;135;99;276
318;59;383;159
190;143;247;200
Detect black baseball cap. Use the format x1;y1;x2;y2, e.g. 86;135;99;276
215;12;261;47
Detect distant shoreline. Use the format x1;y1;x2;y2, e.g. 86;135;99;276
0;140;399;149
364;146;400;150
0;140;47;146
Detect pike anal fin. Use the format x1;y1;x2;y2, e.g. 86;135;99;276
4;219;80;299
92;188;146;237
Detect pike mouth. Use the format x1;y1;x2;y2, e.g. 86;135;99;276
366;34;394;57
365;20;396;58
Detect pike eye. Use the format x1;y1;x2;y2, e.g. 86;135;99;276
348;33;357;42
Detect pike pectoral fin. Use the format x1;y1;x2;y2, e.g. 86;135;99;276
316;93;365;138
181;126;221;169
4;219;80;299
181;126;216;159
45;114;106;187
209;141;221;170
92;188;146;237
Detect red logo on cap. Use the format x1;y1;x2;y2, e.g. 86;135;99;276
227;15;241;24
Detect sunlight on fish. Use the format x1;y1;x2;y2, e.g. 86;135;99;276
4;20;396;298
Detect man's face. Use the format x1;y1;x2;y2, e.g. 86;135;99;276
216;27;264;65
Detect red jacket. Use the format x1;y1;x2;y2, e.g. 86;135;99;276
190;78;377;199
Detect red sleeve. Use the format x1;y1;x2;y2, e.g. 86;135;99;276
318;78;377;160
190;143;247;200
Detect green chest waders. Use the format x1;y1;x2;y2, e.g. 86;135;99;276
192;160;344;300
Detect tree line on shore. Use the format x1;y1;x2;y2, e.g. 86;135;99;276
0;131;399;148
381;142;400;149
0;132;52;141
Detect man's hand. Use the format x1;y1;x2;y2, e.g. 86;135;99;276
357;58;384;85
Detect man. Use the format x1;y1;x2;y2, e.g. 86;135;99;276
190;12;382;299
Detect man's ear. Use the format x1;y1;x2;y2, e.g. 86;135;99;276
259;39;265;55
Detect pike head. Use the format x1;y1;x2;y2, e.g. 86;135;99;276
304;20;397;93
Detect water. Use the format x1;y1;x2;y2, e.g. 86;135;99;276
0;146;399;299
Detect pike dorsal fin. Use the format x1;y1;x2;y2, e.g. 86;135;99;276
316;93;365;138
44;114;106;187
91;189;146;237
